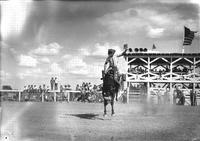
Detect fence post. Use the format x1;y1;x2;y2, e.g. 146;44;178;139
54;92;56;102
18;91;21;102
147;82;150;103
127;82;130;103
42;92;44;102
67;91;70;102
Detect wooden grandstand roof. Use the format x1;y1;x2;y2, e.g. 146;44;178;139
124;53;200;58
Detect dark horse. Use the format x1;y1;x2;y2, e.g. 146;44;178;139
102;69;120;116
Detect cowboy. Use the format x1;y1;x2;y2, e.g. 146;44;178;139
103;47;127;101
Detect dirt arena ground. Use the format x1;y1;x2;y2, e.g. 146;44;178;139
1;101;200;141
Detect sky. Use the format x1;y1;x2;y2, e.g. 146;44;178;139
1;0;200;89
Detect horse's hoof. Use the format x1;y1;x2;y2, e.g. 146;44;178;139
103;114;107;117
111;111;115;116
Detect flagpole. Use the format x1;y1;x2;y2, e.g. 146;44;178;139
182;26;185;53
182;46;185;53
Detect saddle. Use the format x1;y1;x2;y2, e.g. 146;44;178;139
102;69;121;97
103;71;115;92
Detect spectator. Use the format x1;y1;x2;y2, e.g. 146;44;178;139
46;86;50;92
55;77;58;90
60;85;64;92
173;87;177;105
67;84;71;90
190;90;194;106
190;90;197;106
194;91;197;106
89;83;92;91
38;85;42;94
50;77;55;90
42;84;46;93
164;88;170;104
175;86;185;105
34;85;37;93
76;84;80;91
30;85;34;94
157;86;162;104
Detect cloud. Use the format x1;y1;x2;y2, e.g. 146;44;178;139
1;1;32;39
97;4;199;40
190;0;200;6
97;7;171;35
31;42;63;56
91;43;122;57
67;58;102;78
40;57;50;63
0;70;11;80
97;8;143;35
79;48;91;56
98;8;164;36
66;56;87;68
86;63;103;78
17;68;42;80
147;26;165;38
70;64;102;78
60;42;122;77
49;62;64;75
62;54;71;59
18;55;38;67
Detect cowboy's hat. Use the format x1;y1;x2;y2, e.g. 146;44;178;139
108;49;116;55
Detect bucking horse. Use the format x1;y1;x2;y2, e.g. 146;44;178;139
102;69;120;116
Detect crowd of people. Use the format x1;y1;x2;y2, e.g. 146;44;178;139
23;84;72;94
128;66;194;76
75;82;103;102
173;67;190;74
50;77;59;90
20;78;103;102
128;67;147;74
150;85;198;106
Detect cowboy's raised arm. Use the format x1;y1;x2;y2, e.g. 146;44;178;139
116;48;128;57
104;58;109;74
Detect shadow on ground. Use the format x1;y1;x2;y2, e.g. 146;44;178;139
69;113;104;120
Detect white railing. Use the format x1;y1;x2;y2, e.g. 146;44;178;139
0;89;23;102
47;90;80;102
0;89;81;102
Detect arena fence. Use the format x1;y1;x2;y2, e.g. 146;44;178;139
149;88;200;105
0;90;81;102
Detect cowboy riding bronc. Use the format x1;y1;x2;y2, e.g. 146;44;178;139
102;45;128;116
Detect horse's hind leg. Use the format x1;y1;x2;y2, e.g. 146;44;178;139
111;99;115;116
104;100;108;116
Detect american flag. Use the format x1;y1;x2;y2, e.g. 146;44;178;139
152;44;156;49
183;26;197;45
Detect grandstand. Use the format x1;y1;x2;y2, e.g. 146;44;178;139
124;53;200;105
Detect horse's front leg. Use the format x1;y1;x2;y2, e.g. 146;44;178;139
115;91;118;101
104;100;108;116
111;99;115;116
